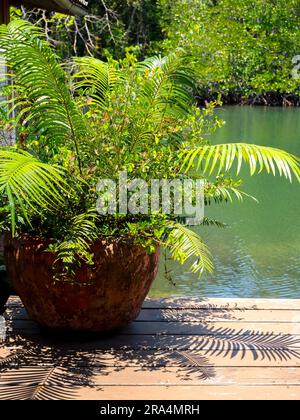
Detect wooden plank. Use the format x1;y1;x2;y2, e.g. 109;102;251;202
91;351;300;368
137;309;300;323
1;366;300;386
8;296;300;310
3;332;300;352
68;385;300;400
7;319;300;336
63;366;300;386
119;320;300;336
121;321;300;335
2;348;300;368
145;297;300;310
0;384;298;400
5;305;300;323
82;348;300;368
0;349;11;360
90;333;300;351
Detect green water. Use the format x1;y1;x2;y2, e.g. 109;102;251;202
150;106;300;299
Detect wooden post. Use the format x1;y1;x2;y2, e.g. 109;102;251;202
0;0;10;25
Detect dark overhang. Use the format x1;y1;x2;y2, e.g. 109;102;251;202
11;0;89;16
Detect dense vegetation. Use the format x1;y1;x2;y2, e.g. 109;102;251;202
159;0;300;105
1;21;299;281
14;0;300;105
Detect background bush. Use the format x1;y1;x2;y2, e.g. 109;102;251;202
13;0;300;104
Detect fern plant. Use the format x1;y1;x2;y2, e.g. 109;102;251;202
0;19;299;280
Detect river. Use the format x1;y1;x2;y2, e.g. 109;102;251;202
150;106;300;298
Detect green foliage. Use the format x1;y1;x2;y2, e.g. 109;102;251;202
0;20;299;282
0;149;67;235
14;0;162;59
158;0;300;103
73;57;119;108
181;143;300;180
17;0;300;102
0;20;87;165
165;222;213;275
204;176;257;205
47;209;100;281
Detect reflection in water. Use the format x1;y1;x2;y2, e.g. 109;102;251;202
150;107;300;298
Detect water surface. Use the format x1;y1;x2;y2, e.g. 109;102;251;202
150;106;300;298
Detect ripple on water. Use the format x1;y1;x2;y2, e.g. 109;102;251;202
150;107;300;299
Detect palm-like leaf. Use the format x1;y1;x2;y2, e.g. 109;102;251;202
0;367;79;400
171;351;216;380
73;57;119;108
48;209;100;278
138;54;196;122
0;20;87;168
181;143;300;181
204;178;258;204
0;149;67;235
165;222;213;275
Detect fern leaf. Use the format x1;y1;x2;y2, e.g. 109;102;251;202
0;149;67;235
48;209;100;278
72;57;119;108
138;54;196;122
181;143;300;181
0;20;87;165
165;222;213;275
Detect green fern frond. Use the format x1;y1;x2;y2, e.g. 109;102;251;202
181;143;300;181
0;149;67;235
0;20;87;166
72;57;119;108
205;181;258;204
165;222;213;275
138;54;196;121
201;218;227;228
48;210;100;279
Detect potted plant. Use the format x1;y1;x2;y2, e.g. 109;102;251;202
0;20;299;332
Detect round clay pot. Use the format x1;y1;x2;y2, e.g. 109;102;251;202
4;234;160;332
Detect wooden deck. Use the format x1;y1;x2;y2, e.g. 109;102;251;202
1;296;300;400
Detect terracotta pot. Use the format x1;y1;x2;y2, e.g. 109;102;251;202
4;235;160;332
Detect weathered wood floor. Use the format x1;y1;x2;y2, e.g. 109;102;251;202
1;296;300;400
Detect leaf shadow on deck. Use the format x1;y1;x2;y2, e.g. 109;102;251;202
1;300;300;399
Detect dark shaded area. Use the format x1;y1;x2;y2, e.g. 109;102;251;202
11;0;87;16
196;91;300;107
0;337;95;399
0;269;12;316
